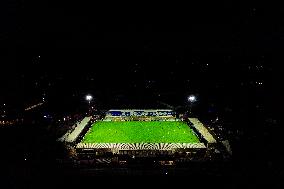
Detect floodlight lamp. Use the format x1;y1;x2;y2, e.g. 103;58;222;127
86;95;93;101
188;95;196;102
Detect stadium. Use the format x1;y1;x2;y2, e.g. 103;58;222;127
59;109;218;164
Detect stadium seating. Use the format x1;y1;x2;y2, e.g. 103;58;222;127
77;142;206;150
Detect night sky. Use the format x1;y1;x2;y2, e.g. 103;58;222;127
0;2;282;118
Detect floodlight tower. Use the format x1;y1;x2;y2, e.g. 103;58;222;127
187;95;197;115
85;94;93;115
86;94;93;105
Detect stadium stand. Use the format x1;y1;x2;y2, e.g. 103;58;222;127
106;109;174;117
104;109;176;121
58;116;91;143
188;118;217;144
77;142;206;150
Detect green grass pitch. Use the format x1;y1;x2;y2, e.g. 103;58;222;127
81;121;200;143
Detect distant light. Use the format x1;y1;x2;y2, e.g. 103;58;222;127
188;95;196;102
43;115;47;118
24;158;27;161
206;63;209;66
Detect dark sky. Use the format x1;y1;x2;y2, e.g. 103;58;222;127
1;1;283;110
1;1;283;53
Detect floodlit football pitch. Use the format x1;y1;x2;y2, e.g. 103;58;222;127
82;121;200;143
